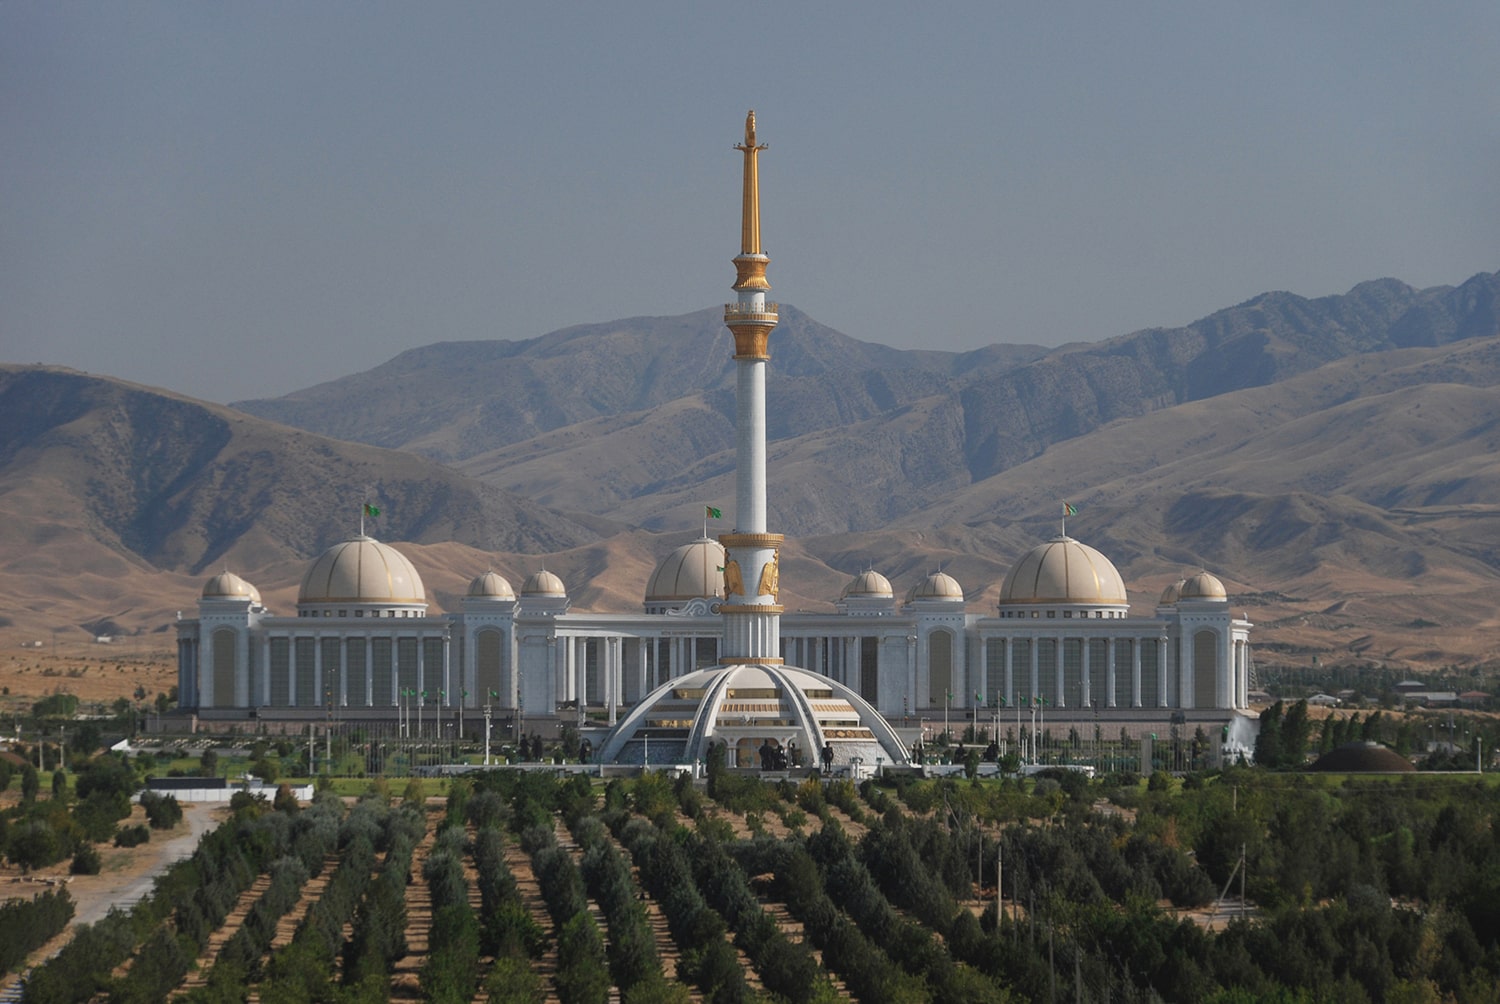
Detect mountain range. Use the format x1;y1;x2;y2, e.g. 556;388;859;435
4;269;1500;672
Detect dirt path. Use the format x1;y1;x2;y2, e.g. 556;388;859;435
0;802;226;1001
269;853;339;951
172;873;274;996
819;804;868;842
502;841;560;1002
76;802;226;928
551;820;621;1004
389;812;439;1001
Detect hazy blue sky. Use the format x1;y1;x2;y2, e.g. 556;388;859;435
4;3;1497;403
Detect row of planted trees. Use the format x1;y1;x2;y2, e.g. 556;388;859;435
14;758;1500;1002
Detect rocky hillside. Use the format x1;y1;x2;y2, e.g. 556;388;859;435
0;366;608;638
238;273;1500;539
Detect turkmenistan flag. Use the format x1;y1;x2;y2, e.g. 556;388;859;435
975;691;984;705
705;505;722;519
1062;501;1078;516
364;503;381;517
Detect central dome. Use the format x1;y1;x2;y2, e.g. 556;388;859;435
645;538;726;608
999;535;1127;607
298;535;426;605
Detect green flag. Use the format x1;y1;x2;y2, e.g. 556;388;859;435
462;689;468;698
364;503;381;517
1062;501;1078;516
975;690;983;705
946;690;953;702
705;505;722;519
489;689;498;699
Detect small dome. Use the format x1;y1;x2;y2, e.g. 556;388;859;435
843;569;894;598
909;571;964;602
522;569;567;597
645;538;725;602
467;570;515;599
202;571;261;604
1179;571;1227;601
1160;579;1186;605
298;535;426;604
999;536;1126;606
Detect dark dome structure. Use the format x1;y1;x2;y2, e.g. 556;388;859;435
1309;741;1415;773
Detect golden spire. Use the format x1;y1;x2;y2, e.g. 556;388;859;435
735;110;767;255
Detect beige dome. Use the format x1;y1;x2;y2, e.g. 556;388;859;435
909;571;964;602
1179;571;1227;601
522;569;567;597
999;536;1127;606
645;538;725;602
202;570;261;604
1160;579;1186;605
298;536;426;604
843;569;894;598
467;570;515;600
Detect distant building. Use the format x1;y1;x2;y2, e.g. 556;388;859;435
173;112;1256;763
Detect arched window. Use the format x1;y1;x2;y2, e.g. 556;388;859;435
476;628;504;705
927;630;953;706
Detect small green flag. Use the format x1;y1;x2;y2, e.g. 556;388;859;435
1062;501;1078;516
489;689;498;699
946;690;953;702
462;689;468;698
975;690;983;705
364;503;381;517
705;505;722;519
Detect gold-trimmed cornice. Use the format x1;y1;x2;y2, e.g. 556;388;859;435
718;603;785;616
720;655;785;665
719;532;784;549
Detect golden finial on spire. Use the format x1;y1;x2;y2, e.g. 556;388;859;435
734;109;768;257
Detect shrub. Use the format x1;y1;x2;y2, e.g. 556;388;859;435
70;843;102;875
141;791;183;829
114;824;151;848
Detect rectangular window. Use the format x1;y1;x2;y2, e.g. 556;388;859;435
269;637;291;707
294;638;317;707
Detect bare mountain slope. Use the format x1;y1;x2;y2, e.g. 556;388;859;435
236;273;1500;537
0;366;607;638
235;306;1044;462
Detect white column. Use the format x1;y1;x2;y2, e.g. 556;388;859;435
312;635;322;711
736;359;767;534
1132;638;1142;708
1080;637;1091;708
636;638;648;699
1003;638;1013;707
607;637;619;725
1159;634;1170;707
1054;636;1065;707
1105;638;1116;708
1030;637;1040;702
